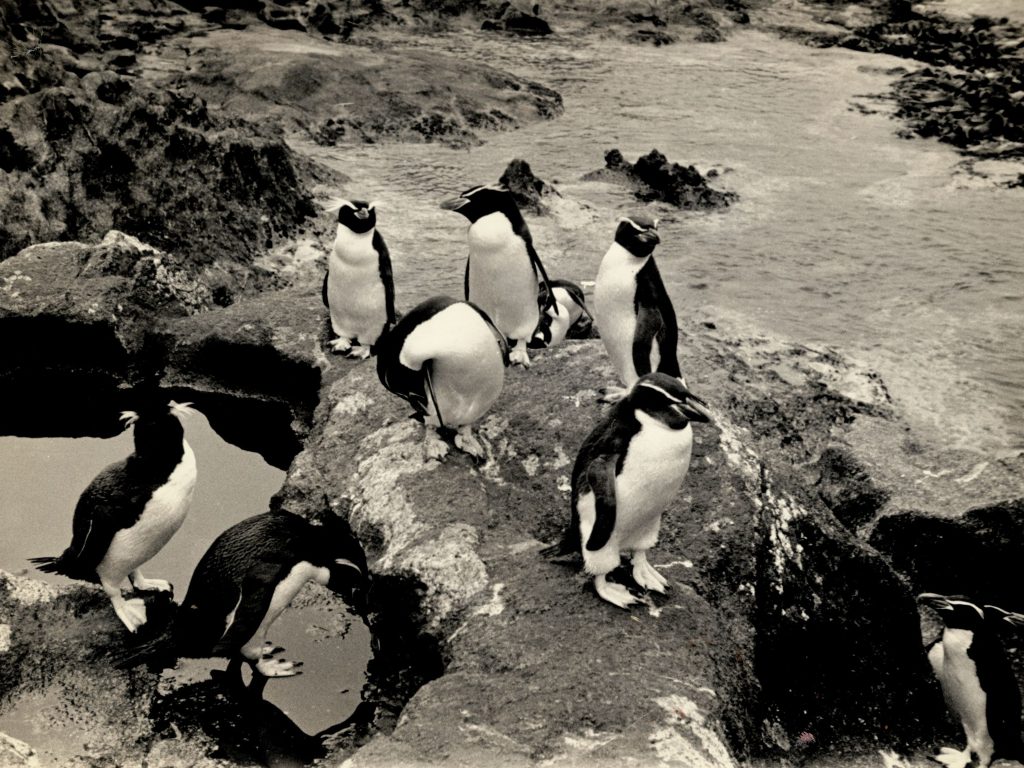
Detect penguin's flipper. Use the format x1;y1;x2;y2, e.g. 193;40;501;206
525;239;556;313
583;456;618;552
638;260;681;378
463;257;471;301
467;302;511;366
374;231;397;326
633;303;663;378
321;270;329;309
422;360;446;430
214;565;291;656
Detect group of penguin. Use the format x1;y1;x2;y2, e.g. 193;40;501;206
26;181;1024;765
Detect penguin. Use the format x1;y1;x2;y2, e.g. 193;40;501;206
544;373;711;608
376;295;509;461
528;278;594;350
440;183;556;368
594;215;682;403
919;593;1024;768
322;198;396;358
118;509;367;685
31;400;197;633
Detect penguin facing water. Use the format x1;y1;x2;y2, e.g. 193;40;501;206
31;400;198;633
323;198;396;358
594;215;682;403
376;296;509;461
544;373;711;608
919;593;1024;768
441;183;556;368
120;510;367;684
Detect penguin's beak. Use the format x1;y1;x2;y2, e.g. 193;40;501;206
987;605;1024;628
918;593;953;612
638;229;660;246
355;208;370;220
672;396;713;424
440;196;469;211
169;401;197;418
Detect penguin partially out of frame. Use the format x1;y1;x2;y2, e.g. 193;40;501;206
594;215;682;403
919;592;1024;768
441;183;557;368
376;296;509;462
323;198;396;359
544;373;711;609
31;400;198;633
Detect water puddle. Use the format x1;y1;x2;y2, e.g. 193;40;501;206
0;387;371;765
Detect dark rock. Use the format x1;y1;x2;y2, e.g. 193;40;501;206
482;1;552;36
629;28;676;46
815;445;891;530
498;158;558;214
584;148;738;209
870;499;1024;611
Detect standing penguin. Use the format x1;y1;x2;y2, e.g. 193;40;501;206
544;373;711;608
441;183;556;368
323;198;396;358
529;278;594;350
919;593;1024;768
31;400;197;633
594;215;682;403
376;296;509;461
118;509;367;684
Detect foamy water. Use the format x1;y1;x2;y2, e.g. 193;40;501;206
300;27;1023;456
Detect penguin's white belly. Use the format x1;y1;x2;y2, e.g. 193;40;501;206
328;243;386;345
467;216;539;341
239;561;330;647
399;303;506;427
595;248;646;386
941;629;994;758
98;441;197;581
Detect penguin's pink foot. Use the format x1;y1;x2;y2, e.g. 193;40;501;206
594;574;640;609
112;596;148;633
328;337;353;354
424;431;450;462
631;552;669;593
255;644;303;678
454;426;485;459
509;346;532;368
597;386;627;404
130;570;172;593
344;345;372;360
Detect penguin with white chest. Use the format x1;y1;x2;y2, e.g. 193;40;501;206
919;593;1024;768
323;198;396;358
376;296;509;461
119;510;367;685
545;373;711;608
31;400;197;633
529;278;594;350
594;215;682;403
441;184;556;368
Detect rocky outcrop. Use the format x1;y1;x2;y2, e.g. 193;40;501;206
499;158;559;215
584;149;737;209
481;3;553;36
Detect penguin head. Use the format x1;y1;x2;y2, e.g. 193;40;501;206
918;593;986;631
614;215;660;258
121;399;195;457
628;373;712;429
333;199;377;234
440;183;518;224
311;513;369;615
983;603;1024;629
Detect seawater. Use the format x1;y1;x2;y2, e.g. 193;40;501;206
298;27;1023;457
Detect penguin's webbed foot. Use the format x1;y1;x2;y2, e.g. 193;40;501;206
509;346;532;368
933;747;971;768
255;643;303;678
631;554;669;594
594;574;641;609
454;426;486;460
424;431;450;462
130;572;173;593
343;345;372;360
328;337;353;355
597;386;627;404
112;596;148;633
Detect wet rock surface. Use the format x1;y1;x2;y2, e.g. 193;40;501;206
584;149;737;209
499;158;559;214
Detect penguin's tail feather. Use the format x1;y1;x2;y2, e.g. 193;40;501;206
28;556;61;574
540;528;581;563
110;630;178;672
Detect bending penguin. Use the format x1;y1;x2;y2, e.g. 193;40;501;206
31;400;197;633
594;215;682;402
441;183;556;368
376;296;509;461
529;278;594;350
544;373;711;608
918;592;1024;768
323;198;396;358
119;509;367;685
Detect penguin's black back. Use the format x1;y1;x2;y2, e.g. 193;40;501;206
634;258;681;379
971;630;1024;761
31;409;186;581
